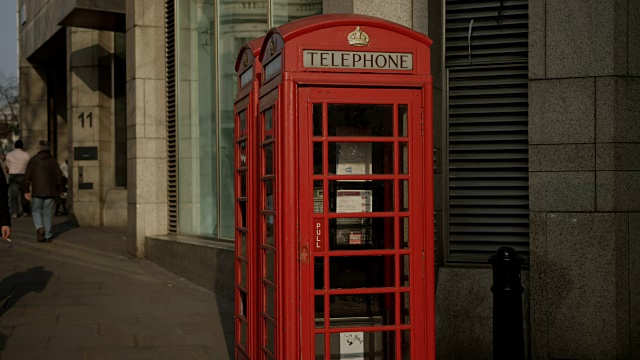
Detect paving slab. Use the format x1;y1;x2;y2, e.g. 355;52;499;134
0;216;234;359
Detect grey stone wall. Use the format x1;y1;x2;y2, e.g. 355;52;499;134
126;0;169;257
529;0;639;358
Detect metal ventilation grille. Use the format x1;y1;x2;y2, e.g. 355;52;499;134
166;0;178;233
445;0;528;66
447;64;529;263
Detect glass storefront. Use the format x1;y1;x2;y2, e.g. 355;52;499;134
176;0;322;239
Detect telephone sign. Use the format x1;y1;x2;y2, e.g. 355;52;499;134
235;14;434;360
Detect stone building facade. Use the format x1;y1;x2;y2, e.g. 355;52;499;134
17;0;639;358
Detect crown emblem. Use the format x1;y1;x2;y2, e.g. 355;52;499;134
243;53;248;67
347;27;370;47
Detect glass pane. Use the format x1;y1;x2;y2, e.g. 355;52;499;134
328;142;394;175
240;260;247;287
314;257;324;290
266;318;275;353
328;104;393;137
265;215;274;246
398;105;408;137
240;231;247;257
400;180;409;212
177;0;218;237
401;330;411;360
265;180;274;210
270;0;323;27
239;140;247;167
314;181;323;214
401;292;410;324
266;284;275;317
315;295;324;328
399;142;408;174
264;143;273;175
313;142;323;175
329;331;395;359
401;255;409;287
240;290;247;317
240;171;246;197
329;218;395;250
315;333;325;358
329;255;395;289
239;109;247;135
329;294;396;326
400;217;409;249
239;202;246;228
265;249;275;282
240;320;247;348
263;109;273;140
329;180;394;213
313;103;323;137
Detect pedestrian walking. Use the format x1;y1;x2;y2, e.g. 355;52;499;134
5;140;31;218
24;140;62;243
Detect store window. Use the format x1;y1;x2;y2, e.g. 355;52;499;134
176;0;321;239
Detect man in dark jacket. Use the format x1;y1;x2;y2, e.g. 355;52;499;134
24;140;62;242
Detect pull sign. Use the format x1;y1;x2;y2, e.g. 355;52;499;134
314;219;325;252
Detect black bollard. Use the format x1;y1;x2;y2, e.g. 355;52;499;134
489;247;524;360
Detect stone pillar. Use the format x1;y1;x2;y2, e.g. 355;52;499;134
126;0;168;257
18;64;48;153
66;28;115;227
529;0;639;358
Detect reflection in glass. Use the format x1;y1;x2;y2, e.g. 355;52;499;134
177;0;218;237
266;285;275;317
241;260;247;287
265;215;274;246
401;255;410;287
329;331;395;359
264;144;273;175
328;142;394;175
328;104;393;137
314;256;324;289
266;318;275;353
313;180;323;214
399;142;408;174
329;256;394;289
400;180;409;211
329;218;395;249
401;292;410;324
264;109;274;140
239;202;246;227
400;217;409;249
313;142;323;175
315;333;325;357
402;330;411;360
315;295;324;328
398;104;408;137
270;0;323;27
265;180;274;210
240;320;247;348
266;250;275;282
239;109;247;134
329;180;394;213
240;232;247;257
329;294;396;325
240;172;246;197
313;103;323;137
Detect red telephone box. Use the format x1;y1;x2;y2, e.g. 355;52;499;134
235;14;434;359
234;37;263;360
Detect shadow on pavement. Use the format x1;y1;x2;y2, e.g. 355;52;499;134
0;266;53;350
50;220;78;241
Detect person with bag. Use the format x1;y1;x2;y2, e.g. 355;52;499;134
24;140;62;243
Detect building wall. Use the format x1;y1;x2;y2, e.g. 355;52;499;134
529;0;640;359
125;0;168;257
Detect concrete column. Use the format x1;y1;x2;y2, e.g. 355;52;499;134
66;28;115;227
126;0;168;257
529;0;639;358
18;64;48;153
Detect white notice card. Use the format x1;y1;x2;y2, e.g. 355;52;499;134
339;332;365;359
336;190;372;213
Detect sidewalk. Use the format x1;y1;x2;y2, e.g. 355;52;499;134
0;215;234;360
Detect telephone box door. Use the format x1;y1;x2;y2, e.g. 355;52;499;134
299;87;429;359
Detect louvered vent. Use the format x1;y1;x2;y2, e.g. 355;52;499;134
166;0;178;233
445;0;528;66
447;65;529;263
445;0;529;263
